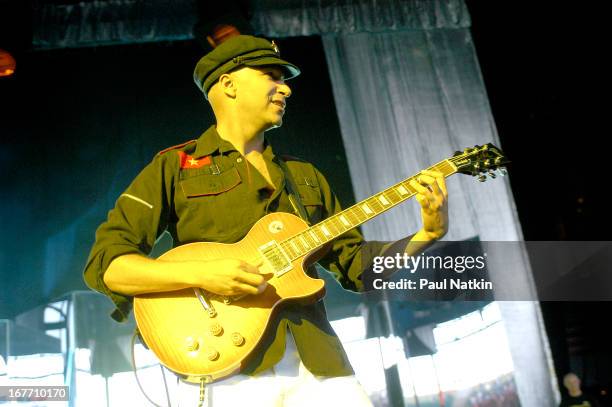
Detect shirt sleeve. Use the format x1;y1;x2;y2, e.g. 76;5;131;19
83;153;175;322
312;167;402;292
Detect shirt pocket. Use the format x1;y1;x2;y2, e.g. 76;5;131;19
178;167;255;241
296;176;323;224
180;167;241;197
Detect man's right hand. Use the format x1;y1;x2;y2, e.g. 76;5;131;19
188;258;271;296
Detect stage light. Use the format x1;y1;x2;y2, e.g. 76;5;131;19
0;49;16;77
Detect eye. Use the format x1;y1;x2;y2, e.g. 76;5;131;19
264;70;283;81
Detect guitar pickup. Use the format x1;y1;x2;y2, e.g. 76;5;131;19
258;240;293;277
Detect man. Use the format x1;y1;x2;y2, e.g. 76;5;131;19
560;373;600;407
84;35;448;406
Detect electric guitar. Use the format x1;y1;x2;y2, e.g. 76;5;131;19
133;144;509;383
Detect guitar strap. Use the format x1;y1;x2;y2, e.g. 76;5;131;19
276;157;312;226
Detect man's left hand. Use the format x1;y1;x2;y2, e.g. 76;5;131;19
409;169;449;240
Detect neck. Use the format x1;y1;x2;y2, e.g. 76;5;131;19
215;118;265;155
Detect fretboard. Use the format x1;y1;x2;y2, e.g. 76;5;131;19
279;159;458;260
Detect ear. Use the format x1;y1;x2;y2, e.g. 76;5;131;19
218;73;237;98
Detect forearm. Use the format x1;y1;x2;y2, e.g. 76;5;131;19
104;253;196;296
403;227;440;257
104;253;268;297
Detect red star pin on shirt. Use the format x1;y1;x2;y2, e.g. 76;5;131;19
177;151;212;169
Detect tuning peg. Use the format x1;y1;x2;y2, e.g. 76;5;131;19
498;167;508;176
477;173;487;182
487;170;497;179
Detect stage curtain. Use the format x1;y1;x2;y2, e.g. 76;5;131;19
253;1;558;406
32;0;197;49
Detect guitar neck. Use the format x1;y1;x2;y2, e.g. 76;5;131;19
280;159;458;261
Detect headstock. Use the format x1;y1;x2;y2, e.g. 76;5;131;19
450;144;510;182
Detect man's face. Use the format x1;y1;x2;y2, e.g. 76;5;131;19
231;66;292;131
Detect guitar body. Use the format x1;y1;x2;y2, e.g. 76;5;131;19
133;212;326;383
132;143;509;384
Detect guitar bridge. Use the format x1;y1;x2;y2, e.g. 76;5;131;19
258;240;292;277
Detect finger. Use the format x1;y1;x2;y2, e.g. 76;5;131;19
256;281;269;294
422;170;447;196
233;283;260;295
416;175;438;195
436;177;447;197
409;179;431;195
410;180;436;206
235;270;265;287
420;170;443;178
260;270;275;281
240;260;263;274
419;172;446;198
415;193;430;208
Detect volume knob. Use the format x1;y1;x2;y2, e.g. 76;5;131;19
231;332;245;346
209;322;223;336
207;349;220;361
185;337;199;352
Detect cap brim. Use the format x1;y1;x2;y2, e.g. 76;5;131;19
243;56;301;80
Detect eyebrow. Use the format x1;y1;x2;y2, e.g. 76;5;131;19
261;68;285;80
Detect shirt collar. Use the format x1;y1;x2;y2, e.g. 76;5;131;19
194;125;277;161
193;125;239;158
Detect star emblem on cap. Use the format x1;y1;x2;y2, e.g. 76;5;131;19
271;40;280;55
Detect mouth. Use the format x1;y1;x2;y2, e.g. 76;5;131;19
271;100;286;110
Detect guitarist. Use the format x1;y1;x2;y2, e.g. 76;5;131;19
83;35;449;406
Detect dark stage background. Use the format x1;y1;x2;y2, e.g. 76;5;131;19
1;0;610;403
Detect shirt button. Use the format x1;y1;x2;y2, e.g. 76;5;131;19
236;157;243;163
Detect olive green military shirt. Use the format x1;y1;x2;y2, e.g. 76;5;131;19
83;125;389;376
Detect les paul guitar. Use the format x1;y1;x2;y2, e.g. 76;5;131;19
133;144;509;383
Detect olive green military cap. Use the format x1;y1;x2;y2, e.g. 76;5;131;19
193;35;301;97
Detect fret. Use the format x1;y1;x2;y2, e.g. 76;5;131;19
281;242;296;259
366;197;383;213
299;235;310;250
361;202;374;215
326;218;342;236
386;189;402;203
294;237;306;253
290;240;300;255
339;215;351;227
351;205;368;222
378;194;390;206
303;232;316;247
402;181;417;195
396;184;409;196
309;230;320;243
345;210;361;225
313;227;327;242
336;217;350;233
383;189;399;204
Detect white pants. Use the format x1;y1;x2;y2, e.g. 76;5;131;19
174;331;374;407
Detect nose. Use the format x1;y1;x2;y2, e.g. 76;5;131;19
278;82;292;98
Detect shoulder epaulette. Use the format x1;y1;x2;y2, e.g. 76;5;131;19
157;139;197;156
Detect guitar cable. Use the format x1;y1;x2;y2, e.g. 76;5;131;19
130;329;172;407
